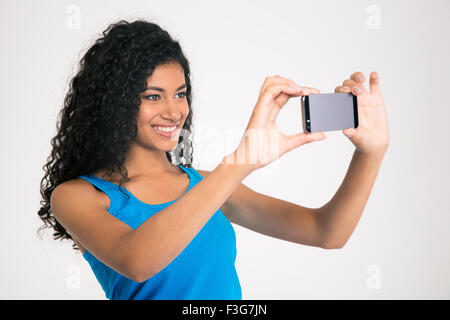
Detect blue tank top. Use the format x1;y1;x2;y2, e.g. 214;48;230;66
77;164;242;300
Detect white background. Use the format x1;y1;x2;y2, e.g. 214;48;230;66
1;0;449;299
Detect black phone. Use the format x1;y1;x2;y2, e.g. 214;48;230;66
301;93;358;133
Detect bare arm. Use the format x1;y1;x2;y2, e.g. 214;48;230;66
126;156;251;281
316;150;386;248
211;72;389;251
197;150;386;250
52;76;325;282
197;170;326;249
319;71;390;248
53;154;252;283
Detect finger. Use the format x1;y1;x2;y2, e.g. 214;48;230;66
261;75;305;95
268;88;304;122
350;72;366;84
334;85;352;93
266;85;312;122
261;75;288;93
270;85;320;123
260;76;274;94
268;105;281;123
271;86;318;120
369;71;381;94
283;131;327;154
273;75;304;92
300;87;320;95
260;83;303;107
260;75;319;99
343;79;366;95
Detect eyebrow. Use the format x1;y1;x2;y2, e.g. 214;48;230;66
144;84;186;92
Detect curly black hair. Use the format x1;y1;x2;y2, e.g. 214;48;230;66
37;19;195;250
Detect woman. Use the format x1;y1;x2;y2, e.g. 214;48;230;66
38;19;389;300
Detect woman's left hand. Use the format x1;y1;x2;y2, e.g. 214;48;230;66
335;71;390;156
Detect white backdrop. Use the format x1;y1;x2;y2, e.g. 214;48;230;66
1;0;449;299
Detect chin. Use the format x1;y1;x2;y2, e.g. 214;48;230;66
157;138;181;151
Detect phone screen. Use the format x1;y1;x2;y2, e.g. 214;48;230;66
301;93;358;133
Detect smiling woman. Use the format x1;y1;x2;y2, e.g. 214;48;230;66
134;62;190;147
39;19;195;242
37;19;226;299
37;17;388;301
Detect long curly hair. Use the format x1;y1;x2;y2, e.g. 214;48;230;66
37;19;195;250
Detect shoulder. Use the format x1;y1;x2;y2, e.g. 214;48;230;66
51;178;109;215
195;169;211;178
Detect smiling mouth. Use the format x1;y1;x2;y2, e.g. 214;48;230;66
151;123;180;138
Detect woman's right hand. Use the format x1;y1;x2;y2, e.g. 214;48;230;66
226;75;327;172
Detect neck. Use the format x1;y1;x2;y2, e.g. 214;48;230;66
95;142;180;180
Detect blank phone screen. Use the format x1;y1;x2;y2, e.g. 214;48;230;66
305;93;358;132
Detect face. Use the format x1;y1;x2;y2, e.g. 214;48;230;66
135;62;190;152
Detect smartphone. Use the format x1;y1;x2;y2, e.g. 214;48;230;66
301;93;358;133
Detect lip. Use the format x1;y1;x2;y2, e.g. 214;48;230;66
151;121;180;128
151;123;180;138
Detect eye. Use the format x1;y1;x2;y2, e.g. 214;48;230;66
176;91;187;98
143;92;186;101
144;94;160;101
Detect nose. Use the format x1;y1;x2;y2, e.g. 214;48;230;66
160;99;182;122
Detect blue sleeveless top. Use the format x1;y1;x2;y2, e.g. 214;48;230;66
77;165;242;300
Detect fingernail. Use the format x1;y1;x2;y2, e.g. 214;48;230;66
343;86;350;91
354;86;362;94
357;74;365;82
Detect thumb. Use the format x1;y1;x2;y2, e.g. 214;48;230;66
343;128;357;139
283;131;326;153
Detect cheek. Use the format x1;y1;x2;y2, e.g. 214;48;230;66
137;105;157;126
139;105;156;119
182;103;190;118
135;110;154;137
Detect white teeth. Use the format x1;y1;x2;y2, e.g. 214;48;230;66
153;126;177;132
